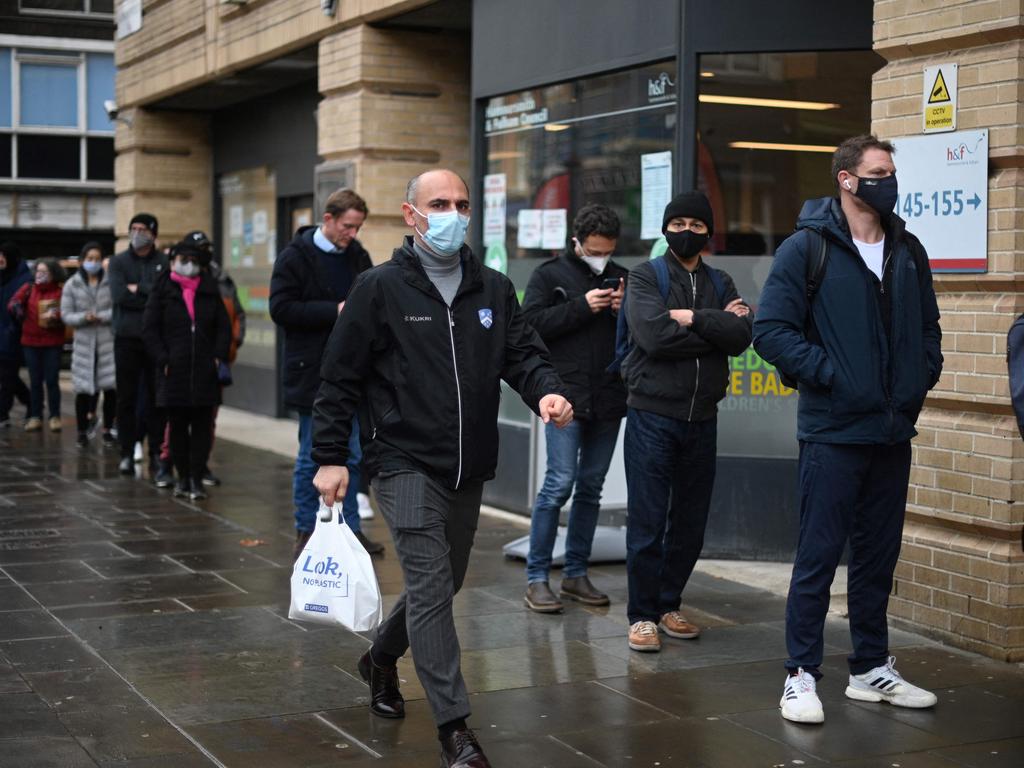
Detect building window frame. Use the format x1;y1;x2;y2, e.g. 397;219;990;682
16;0;114;21
0;42;115;188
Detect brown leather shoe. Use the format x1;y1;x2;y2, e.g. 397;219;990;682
357;650;405;719
659;610;701;639
628;620;661;652
524;581;563;613
559;575;610;606
355;530;385;556
440;727;491;768
292;529;312;563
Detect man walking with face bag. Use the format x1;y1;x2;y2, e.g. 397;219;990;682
312;169;572;768
754;135;942;724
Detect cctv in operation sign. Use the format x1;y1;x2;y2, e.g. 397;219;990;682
891;129;988;273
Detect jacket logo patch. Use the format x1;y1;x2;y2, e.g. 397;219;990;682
478;308;493;329
404;315;431;322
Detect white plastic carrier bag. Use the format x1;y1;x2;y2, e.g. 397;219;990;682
288;499;383;631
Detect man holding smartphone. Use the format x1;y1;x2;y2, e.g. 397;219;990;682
520;204;629;613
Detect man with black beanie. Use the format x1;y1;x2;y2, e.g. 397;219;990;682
620;191;752;653
108;212;169;478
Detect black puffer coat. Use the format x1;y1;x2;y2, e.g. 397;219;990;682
142;271;231;408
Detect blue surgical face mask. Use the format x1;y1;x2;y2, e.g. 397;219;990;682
81;261;101;275
410;205;470;257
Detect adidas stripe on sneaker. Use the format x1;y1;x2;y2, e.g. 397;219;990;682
780;668;824;724
845;656;937;709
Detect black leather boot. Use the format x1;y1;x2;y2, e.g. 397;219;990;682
357;650;405;719
439;727;491;768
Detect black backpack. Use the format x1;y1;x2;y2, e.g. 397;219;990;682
1008;313;1024;440
775;230;830;390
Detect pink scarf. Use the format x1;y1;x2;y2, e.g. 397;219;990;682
170;272;201;322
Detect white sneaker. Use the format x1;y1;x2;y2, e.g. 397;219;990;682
133;441;143;462
357;492;374;520
780;668;825;723
846;656;937;708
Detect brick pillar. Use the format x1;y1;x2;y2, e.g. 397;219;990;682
317;24;470;262
873;1;1024;661
114;108;212;250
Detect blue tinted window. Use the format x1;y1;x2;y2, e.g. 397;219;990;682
20;62;78;127
0;50;10;128
86;53;114;132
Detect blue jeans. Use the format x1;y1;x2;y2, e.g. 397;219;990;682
786;440;911;677
526;417;621;582
624;408;717;625
293;412;361;533
23;346;61;420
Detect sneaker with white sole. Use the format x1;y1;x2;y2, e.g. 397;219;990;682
357;492;374;520
628;620;661;652
846;656;937;708
780;668;825;723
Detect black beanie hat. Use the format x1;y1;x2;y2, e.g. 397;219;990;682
662;192;713;236
130;212;158;237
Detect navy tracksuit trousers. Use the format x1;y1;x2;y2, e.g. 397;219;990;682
786;440;912;677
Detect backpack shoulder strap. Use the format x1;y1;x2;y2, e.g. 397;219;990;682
705;266;727;306
805;229;829;301
651;255;671;302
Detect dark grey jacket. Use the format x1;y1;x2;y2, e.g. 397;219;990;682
108;246;169;340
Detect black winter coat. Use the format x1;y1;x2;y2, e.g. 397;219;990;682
311;237;566;490
622;256;752;422
521;250;628;421
108;246;169;339
269;227;373;410
142;271;231;408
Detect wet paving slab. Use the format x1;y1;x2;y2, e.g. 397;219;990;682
1;420;1023;766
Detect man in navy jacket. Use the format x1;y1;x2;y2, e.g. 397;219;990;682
754;135;942;724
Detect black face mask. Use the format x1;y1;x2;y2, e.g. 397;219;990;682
665;229;709;261
851;173;898;217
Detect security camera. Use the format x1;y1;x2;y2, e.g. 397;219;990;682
104;100;118;120
321;0;336;16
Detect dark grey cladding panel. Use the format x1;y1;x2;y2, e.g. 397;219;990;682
472;0;678;98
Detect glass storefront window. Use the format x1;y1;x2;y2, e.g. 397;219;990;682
484;60;677;290
697;50;884;458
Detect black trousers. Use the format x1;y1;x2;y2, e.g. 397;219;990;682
115;336;163;460
168;406;214;484
75;391;116;434
0;359;29;420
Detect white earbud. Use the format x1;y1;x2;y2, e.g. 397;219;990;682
844;180;852;190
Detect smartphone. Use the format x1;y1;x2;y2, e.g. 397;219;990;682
600;277;621;290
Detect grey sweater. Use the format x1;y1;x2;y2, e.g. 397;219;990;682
413;240;462;307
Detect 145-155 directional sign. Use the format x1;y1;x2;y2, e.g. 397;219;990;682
891;128;988;273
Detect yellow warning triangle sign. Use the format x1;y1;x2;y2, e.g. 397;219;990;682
928;69;951;104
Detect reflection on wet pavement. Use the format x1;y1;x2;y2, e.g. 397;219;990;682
1;424;1023;766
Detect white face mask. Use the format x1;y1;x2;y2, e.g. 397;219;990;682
575;239;610;274
172;261;200;278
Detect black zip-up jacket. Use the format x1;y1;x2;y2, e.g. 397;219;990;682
108;246;169;340
142;271;231;408
269;227;373;410
522;250;628;421
311;237;566;489
622;256;752;421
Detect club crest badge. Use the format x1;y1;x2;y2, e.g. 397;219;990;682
478;308;493;329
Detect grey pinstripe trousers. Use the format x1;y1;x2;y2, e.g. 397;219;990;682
370;469;482;725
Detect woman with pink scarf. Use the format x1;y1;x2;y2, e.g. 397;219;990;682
143;239;230;500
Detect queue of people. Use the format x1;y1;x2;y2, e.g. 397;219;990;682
1;215;244;502
290;133;942;768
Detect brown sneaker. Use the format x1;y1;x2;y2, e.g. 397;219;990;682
48;417;62;432
628;620;661;652
559;575;610;606
659;610;701;639
24;417;42;432
292;529;312;563
524;581;563;613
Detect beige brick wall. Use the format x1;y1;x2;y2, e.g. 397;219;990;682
317;24;471;262
874;0;1024;661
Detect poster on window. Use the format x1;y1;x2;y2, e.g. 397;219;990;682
641;151;673;240
541;209;567;250
517;209;543;249
483;174;507;247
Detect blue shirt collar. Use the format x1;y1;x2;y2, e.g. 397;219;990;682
313;226;343;254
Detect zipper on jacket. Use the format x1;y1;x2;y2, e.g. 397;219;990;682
190;323;196;398
446;307;464;489
687;271;700;421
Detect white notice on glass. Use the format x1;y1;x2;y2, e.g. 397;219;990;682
517;209;543;249
641;151;673;240
541;209;567;250
483;173;507;246
229;206;244;237
252;210;268;244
